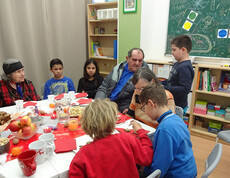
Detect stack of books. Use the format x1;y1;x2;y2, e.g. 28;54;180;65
196;70;212;91
193;100;207;115
91;41;104;57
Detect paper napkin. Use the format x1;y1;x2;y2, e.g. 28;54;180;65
77;98;92;105
23;101;37;108
54;93;64;100
116;113;131;124
75;93;88;98
55;137;77;153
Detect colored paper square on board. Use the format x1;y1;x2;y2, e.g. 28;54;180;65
187;10;198;22
182;20;193;31
217;29;228;38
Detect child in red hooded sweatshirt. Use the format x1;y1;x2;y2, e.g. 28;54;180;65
69;99;153;178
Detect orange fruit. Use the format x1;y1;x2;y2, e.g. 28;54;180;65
49;103;55;108
63;107;69;113
11;147;22;157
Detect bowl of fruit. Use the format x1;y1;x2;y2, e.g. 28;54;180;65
9;115;38;140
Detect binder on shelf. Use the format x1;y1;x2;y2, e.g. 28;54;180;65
207;70;211;91
113;40;117;59
203;70;208;91
199;70;203;90
196;71;201;90
211;75;218;91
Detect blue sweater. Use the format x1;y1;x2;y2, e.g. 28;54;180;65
44;76;75;99
163;60;194;109
145;110;197;178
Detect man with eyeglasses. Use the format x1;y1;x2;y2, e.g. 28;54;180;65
95;48;148;112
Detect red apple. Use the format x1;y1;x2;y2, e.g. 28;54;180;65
30;123;37;131
9;121;21;132
20;116;31;127
22;126;33;137
17;129;23;137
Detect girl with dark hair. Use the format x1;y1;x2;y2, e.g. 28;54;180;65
77;59;103;99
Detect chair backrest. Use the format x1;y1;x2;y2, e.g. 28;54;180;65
216;130;230;144
201;143;223;178
147;169;161;178
175;106;183;119
41;84;45;99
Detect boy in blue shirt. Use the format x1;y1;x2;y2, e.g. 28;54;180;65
162;35;194;114
130;83;197;178
44;58;75;99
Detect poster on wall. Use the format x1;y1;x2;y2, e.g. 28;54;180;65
123;0;137;13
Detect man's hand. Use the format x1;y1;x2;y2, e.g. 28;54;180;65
129;120;142;133
122;108;128;114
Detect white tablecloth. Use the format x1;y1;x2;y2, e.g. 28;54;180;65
0;100;155;178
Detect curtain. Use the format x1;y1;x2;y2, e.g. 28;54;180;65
0;0;88;96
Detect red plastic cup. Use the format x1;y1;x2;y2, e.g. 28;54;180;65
18;150;37;176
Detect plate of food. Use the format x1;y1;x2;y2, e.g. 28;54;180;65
0;111;17;133
70;106;85;118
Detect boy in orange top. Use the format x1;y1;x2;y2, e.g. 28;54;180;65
125;67;175;128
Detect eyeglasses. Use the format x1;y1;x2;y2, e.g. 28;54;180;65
140;102;148;112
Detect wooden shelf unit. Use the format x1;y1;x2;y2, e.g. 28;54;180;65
145;60;174;65
189;64;230;141
87;2;118;76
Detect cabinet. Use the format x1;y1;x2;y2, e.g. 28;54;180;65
189;64;230;141
87;2;118;76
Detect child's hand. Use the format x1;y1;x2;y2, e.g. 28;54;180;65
129;120;142;133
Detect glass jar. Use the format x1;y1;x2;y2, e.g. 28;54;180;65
55;98;70;124
68;118;78;131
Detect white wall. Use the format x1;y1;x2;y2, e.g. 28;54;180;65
140;0;171;61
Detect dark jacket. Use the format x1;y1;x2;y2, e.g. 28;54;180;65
95;61;148;112
163;60;194;108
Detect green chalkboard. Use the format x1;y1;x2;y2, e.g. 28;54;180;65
166;0;230;58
